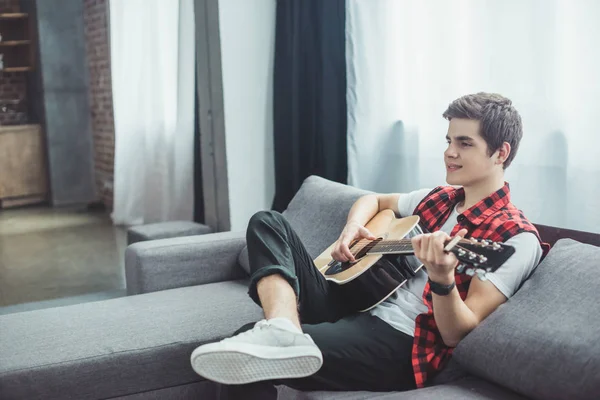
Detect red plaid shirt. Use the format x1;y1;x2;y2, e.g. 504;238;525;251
410;183;549;387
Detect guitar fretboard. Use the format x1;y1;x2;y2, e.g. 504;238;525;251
366;239;415;254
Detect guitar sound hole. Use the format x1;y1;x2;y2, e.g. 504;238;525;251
324;261;350;276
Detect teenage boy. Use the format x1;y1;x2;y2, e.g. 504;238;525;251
190;93;547;396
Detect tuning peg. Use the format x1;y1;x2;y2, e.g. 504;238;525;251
476;270;488;281
457;248;466;257
465;268;475;276
456;263;466;273
492;242;501;250
468;252;477;260
478;255;488;263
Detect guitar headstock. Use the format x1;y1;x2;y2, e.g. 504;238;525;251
445;238;515;280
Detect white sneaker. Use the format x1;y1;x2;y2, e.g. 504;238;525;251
190;319;323;385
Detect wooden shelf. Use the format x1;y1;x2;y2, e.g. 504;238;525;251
0;40;30;46
1;66;32;72
0;13;28;19
0;124;40;133
0;11;34;73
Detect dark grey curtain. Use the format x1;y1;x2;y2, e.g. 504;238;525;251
271;0;347;212
193;65;204;223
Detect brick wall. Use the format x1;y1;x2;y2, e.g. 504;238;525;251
0;0;28;126
84;0;114;208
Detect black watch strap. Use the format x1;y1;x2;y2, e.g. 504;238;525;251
428;278;456;296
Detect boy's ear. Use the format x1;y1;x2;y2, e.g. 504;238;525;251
496;142;511;165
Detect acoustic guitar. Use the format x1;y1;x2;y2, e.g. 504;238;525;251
314;210;516;312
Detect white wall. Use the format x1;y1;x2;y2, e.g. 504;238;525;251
218;0;276;231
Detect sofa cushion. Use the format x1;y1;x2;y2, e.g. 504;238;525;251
277;376;529;399
453;239;600;400
0;280;262;400
127;221;212;245
238;175;370;273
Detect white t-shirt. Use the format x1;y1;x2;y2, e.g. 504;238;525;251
370;188;543;337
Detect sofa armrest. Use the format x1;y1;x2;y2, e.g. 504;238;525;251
124;231;248;295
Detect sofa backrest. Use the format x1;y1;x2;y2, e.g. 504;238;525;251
282;175;372;258
238;175;371;273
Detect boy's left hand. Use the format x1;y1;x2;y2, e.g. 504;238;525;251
411;228;469;284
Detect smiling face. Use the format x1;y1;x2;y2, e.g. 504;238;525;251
444;118;507;187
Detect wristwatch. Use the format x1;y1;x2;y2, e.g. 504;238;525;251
428;278;456;296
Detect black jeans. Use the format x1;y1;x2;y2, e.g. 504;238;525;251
218;211;416;399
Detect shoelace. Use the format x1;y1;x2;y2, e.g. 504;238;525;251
221;320;270;343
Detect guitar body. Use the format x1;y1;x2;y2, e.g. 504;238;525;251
313;211;421;312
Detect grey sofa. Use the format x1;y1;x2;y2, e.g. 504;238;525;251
1;176;599;400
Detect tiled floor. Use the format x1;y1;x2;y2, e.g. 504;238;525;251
0;206;128;313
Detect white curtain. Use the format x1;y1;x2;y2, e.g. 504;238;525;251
109;0;195;225
347;0;600;234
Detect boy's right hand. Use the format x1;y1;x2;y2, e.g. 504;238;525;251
331;221;376;263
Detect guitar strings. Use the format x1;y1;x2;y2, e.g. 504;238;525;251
349;238;488;257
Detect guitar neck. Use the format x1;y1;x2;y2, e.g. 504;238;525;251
367;239;415;255
346;229;513;276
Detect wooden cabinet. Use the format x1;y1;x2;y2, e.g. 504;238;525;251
0;6;45;207
0;124;47;207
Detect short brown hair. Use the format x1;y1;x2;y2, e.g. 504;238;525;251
443;93;522;169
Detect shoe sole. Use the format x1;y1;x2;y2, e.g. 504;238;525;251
190;342;323;385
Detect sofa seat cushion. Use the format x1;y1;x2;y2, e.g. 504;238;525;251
277;376;529;399
0;280;261;400
453;239;600;400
